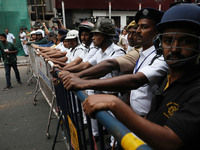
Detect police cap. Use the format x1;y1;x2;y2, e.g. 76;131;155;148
135;8;164;24
58;29;67;35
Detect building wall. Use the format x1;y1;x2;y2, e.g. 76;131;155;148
0;0;31;55
56;0;175;11
93;10;136;28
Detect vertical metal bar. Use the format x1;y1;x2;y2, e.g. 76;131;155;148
109;1;111;19
34;0;38;20
71;92;83;149
98;122;104;150
61;0;66;28
77;98;87;150
41;0;45;20
86;116;95;150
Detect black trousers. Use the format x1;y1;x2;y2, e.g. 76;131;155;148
4;62;21;86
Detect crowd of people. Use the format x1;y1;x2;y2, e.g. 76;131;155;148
0;2;200;149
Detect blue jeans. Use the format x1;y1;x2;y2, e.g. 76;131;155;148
4;62;21;87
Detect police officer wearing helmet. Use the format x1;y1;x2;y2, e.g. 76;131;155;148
60;18;125;73
82;3;200;150
64;30;84;63
62;21;99;71
25;30;48;46
60;18;126;140
30;31;37;41
79;21;94;47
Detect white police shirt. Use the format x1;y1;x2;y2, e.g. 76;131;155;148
130;46;168;116
89;43;126;81
87;42;126;95
79;42;99;62
6;33;15;43
65;44;84;63
55;42;70;52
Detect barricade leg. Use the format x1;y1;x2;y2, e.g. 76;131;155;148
27;71;34;86
52;114;62;150
26;59;31;74
46;95;57;139
33;77;41;105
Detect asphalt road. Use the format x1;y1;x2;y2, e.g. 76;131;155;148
0;65;66;150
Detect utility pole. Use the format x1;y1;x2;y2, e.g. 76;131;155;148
108;0;112;19
155;0;165;11
61;0;66;28
137;0;143;10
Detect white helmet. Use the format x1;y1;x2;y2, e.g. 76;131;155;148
36;29;45;37
65;30;80;43
30;31;37;35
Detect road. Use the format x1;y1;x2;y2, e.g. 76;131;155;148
0;65;66;150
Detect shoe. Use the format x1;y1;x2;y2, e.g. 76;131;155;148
18;82;22;86
3;85;13;91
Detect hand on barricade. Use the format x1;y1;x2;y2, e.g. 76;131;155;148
59;70;86;90
31;44;40;49
49;64;62;78
62;64;69;71
52;77;59;86
35;51;42;56
41;53;49;58
83;94;117;118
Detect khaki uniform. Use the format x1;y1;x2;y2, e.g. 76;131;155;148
115;47;141;72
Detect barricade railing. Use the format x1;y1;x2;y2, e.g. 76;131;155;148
48;61;152;150
27;46;38;85
27;46;58;138
28;46;152;150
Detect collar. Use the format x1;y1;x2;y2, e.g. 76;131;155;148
139;45;155;57
100;42;115;56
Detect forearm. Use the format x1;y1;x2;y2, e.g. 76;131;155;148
110;99;182;150
49;59;67;67
79;59;119;79
48;52;66;58
44;26;50;36
7;51;17;54
66;57;83;68
81;72;147;91
65;62;91;73
52;57;68;63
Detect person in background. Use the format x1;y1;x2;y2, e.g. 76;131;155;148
0;33;22;91
118;27;128;51
19;27;29;56
4;28;16;44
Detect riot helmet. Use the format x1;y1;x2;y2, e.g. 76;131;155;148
92;18;116;36
154;3;200;68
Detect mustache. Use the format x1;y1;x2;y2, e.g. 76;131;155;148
166;53;185;60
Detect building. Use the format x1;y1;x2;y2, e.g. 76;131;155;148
28;0;198;29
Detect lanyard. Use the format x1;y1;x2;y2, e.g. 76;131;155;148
134;50;156;73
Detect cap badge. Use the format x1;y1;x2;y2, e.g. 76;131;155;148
142;9;149;16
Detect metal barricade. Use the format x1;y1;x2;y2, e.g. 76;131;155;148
49;61;152;150
28;46;152;150
27;46;38;85
27;47;58;138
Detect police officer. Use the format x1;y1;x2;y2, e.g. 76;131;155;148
60;18;126;141
62;21;99;71
83;3;200;149
60;18;125;74
61;8;168;117
64;30;84;63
